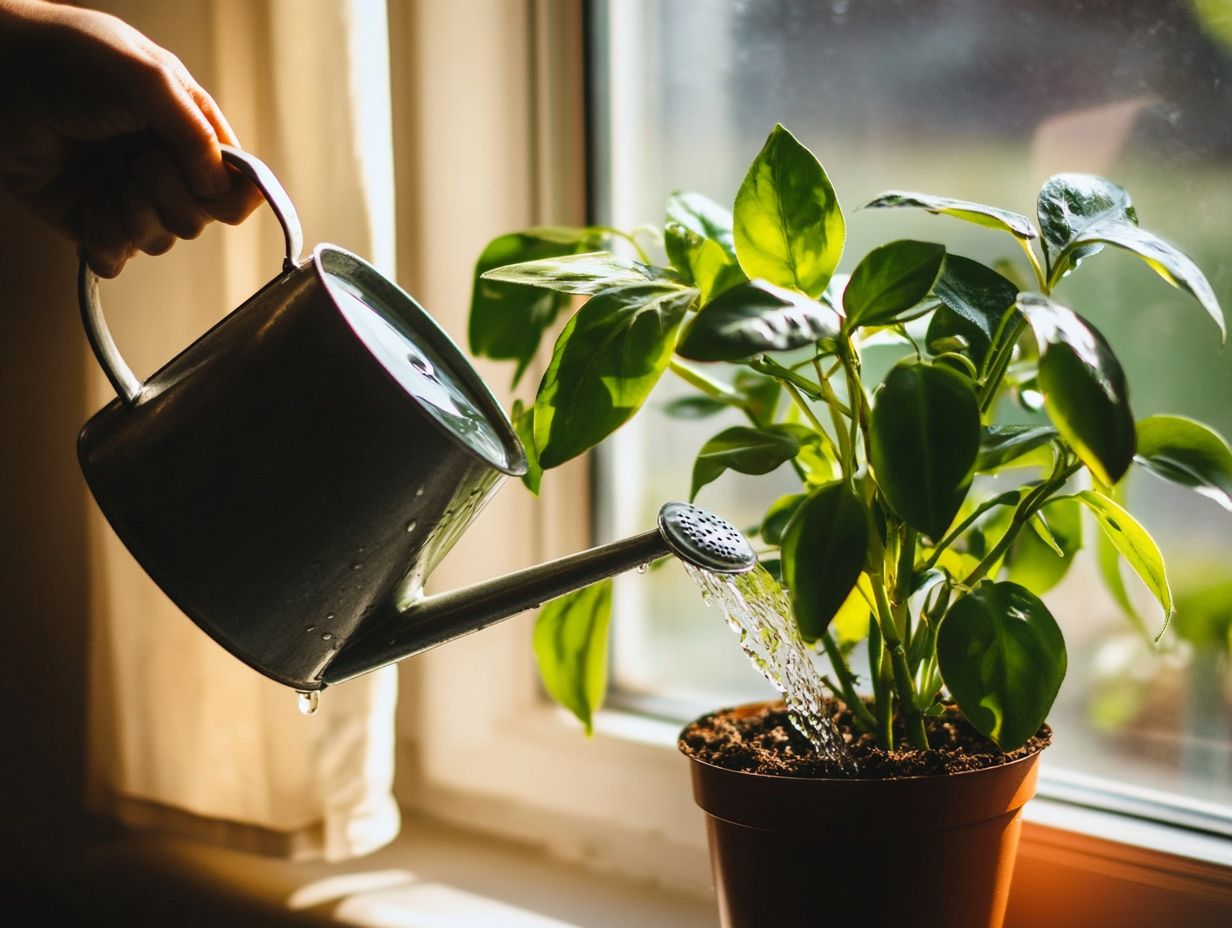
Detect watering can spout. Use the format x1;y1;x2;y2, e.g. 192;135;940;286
320;502;756;688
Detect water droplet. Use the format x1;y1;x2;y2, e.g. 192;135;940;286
326;612;335;620
415;486;425;497
305;625;315;632
296;691;319;715
636;562;649;575
405;520;417;533
351;562;363;571
357;546;366;554
321;632;333;641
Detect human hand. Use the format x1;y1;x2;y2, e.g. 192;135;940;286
0;0;262;277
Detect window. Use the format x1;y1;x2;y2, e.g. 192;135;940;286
589;0;1232;823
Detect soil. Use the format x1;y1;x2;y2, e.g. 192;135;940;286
679;701;1051;779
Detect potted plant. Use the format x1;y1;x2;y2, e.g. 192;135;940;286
468;124;1231;927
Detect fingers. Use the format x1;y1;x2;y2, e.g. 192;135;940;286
129;146;211;240
201;171;263;225
119;180;175;256
82;198;136;279
135;59;229;199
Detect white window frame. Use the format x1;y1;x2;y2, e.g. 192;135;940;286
386;0;1232;917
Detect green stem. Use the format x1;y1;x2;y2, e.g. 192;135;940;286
1017;237;1048;292
867;618;892;749
978;315;1028;414
839;341;873;465
872;574;929;750
785;381;846;481
820;632;877;730
962;463;1081;587
669;358;741;402
593;225;652;264
920;490;1023;573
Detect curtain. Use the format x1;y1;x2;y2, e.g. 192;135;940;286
84;0;400;862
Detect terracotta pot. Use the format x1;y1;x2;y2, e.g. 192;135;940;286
681;702;1043;928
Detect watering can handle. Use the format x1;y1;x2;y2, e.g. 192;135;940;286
78;145;305;404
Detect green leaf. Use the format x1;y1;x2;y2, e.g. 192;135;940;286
482;252;684;295
511;400;542;495
733;124;844;298
1037;173;1134;274
1006;498;1083;595
870;359;981;539
938;581;1066;750
534;283;697;468
862;191;1037;240
831;573;874;646
976;425;1059;473
781;482;869;641
1017;294;1135;486
664;221;693;277
532;580;612;735
677;279;841;362
667;191;737;257
469;228;596;385
843;240;946;328
690;424;811;500
1039;174;1225;340
733;369;783;422
685;235;747;304
761;492;808;546
1070;489;1174;640
1135;415;1232;512
927;255;1020;366
662;395;731;420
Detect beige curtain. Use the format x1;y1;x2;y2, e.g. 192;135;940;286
85;0;400;861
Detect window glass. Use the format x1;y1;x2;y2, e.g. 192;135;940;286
589;0;1232;812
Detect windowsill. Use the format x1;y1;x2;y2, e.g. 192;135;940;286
81;811;715;927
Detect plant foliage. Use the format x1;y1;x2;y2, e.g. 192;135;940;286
469;125;1228;753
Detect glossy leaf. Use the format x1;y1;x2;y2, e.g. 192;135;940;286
843;240;946;328
1070;489;1174;640
1017;294;1135;485
533;580;612;735
862;190;1037;240
511;400;542;495
733;124;844;298
928;255;1020;366
685;235;747;304
667;191;737;257
938;581;1066;750
534;284;697;468
761;492;808;545
690;424;812;500
482;252;683;295
1135;415;1232;512
781;482;869;641
1007;498;1083;594
870;360;981;539
831;573;874;645
677;279;841;361
1039;174;1225;339
470;228;596;385
662;395;731;420
976;424;1058;473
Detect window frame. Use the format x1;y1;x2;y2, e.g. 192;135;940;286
388;0;1232;916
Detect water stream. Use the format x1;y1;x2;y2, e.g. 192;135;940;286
685;563;856;771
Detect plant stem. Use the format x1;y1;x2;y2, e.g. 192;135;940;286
784;381;846;480
962;463;1080;587
920;490;1022;572
1017;237;1047;292
820;631;877;730
978;314;1028;413
839;341;873;465
592;225;652;264
668;358;741;402
872;573;929;750
867;618;892;749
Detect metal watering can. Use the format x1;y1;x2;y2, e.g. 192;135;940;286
77;147;755;693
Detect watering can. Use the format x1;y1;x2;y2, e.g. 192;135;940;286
77;147;755;693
